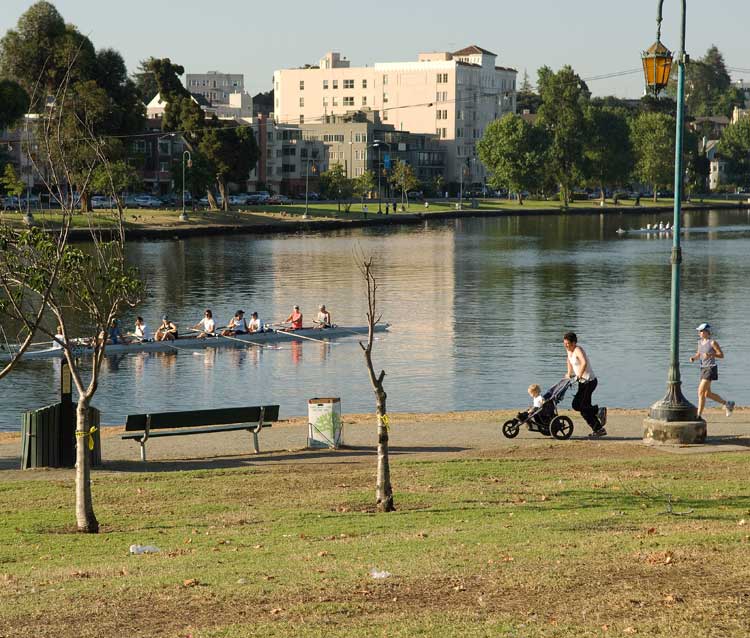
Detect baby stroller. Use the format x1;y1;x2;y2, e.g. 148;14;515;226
502;378;575;440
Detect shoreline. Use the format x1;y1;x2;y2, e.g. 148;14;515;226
50;200;750;241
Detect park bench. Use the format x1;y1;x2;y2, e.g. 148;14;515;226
122;405;280;461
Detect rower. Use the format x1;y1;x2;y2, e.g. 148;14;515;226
52;325;64;350
155;315;178;342
314;304;333;329
283;305;303;331
248;311;262;333
133;317;152;342
222;310;249;336
192;309;216;339
108;318;126;345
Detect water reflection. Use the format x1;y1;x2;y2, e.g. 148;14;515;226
2;208;750;429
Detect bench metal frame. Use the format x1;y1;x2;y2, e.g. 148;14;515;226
122;405;279;461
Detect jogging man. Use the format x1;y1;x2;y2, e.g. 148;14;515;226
563;332;607;437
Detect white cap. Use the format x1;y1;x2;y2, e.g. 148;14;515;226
696;323;711;331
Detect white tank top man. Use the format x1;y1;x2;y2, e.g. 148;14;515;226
563;331;607;436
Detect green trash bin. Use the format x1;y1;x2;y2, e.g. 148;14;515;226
21;403;101;469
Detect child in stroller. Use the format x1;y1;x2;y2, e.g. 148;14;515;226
502;378;575;440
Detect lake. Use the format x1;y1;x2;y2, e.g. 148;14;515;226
2;207;749;430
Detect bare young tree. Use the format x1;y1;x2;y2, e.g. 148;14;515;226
0;64;144;533
357;253;394;512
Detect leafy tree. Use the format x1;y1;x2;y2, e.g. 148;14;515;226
516;69;541;114
90;160;141;205
389;160;419;209
630;111;675;201
131;58;160;104
0;1;96;96
668;45;744;117
718;117;750;187
0;163;25;212
352;170;376;210
477;113;548;205
320;163;353;212
583;106;634;203
198;121;259;210
93;49;144;136
0;79;29;129
536;65;590;207
171;152;214;207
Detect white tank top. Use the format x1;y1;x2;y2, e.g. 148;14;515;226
568;346;595;381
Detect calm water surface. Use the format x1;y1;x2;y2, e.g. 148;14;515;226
2;208;750;430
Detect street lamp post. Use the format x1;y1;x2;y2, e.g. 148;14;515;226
181;150;192;222
371;140;391;214
642;1;704;444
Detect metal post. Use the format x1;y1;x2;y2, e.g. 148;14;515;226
459;158;463;210
377;146;382;214
180;150;191;222
645;0;700;440
304;159;310;219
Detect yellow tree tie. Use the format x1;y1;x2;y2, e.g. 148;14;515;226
378;414;390;432
75;426;98;450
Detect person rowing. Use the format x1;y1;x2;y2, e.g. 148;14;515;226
132;316;152;342
314;304;333;329
155;315;178;341
222;310;249;336
248;311;263;333
281;305;303;331
192;309;216;339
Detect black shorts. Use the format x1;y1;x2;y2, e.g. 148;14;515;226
700;366;718;381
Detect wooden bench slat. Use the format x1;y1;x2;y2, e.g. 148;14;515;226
125;405;280;431
121;422;271;440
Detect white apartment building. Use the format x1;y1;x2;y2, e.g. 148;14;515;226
273;46;517;184
185;71;253;121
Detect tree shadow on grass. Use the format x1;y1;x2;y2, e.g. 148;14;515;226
97;445;470;474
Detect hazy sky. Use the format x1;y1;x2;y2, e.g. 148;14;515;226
2;0;749;98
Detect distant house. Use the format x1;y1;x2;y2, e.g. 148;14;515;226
704;140;728;191
690;115;730;139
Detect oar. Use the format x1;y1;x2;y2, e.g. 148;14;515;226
185;328;280;350
127;333;202;356
272;327;333;345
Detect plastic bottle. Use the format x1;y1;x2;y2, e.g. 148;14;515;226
129;544;160;554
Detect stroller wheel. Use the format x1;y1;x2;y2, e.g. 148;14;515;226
502;419;520;439
550;415;574;440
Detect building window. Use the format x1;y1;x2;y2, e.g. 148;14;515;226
362;96;367;106
383;75;388;85
158;141;170;155
333;79;338;89
383;93;389;103
300;115;304;123
383;110;388;121
299;80;304;90
457;128;463;138
362;79;367;89
160;162;170;172
323;97;328;106
343;96;354;106
332;97;338;106
323;79;328;89
344;79;354;89
299;97;304;107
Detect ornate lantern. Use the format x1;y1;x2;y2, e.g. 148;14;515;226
642;40;673;96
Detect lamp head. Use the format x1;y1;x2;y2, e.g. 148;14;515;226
641;39;673;96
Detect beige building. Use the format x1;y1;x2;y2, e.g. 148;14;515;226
273;45;517;184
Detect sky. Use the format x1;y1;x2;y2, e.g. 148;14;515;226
2;0;749;98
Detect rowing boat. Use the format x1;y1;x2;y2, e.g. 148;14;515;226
0;324;390;361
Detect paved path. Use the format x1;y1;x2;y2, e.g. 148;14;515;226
1;408;748;476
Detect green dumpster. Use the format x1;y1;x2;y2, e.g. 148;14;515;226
21;404;101;469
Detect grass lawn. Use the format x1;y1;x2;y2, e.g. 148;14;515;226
1;443;748;637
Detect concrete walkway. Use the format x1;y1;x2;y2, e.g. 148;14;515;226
1;408;748;476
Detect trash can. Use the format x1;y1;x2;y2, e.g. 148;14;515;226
21;403;101;469
307;398;343;449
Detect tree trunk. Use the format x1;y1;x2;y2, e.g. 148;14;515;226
600;183;605;206
653;184;658;203
80;190;92;213
207;189;219;211
75;399;99;533
217;180;229;211
375;388;394;512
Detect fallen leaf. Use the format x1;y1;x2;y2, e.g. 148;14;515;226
647;527;657;535
317;551;329;557
270;608;282;615
624;628;637;635
182;579;199;588
739;519;746;526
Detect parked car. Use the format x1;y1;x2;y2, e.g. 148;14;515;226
228;194;248;206
91;195;116;209
2;196;20;210
247;191;271;203
133;195;162;208
407;191;424;199
268;194;292;205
